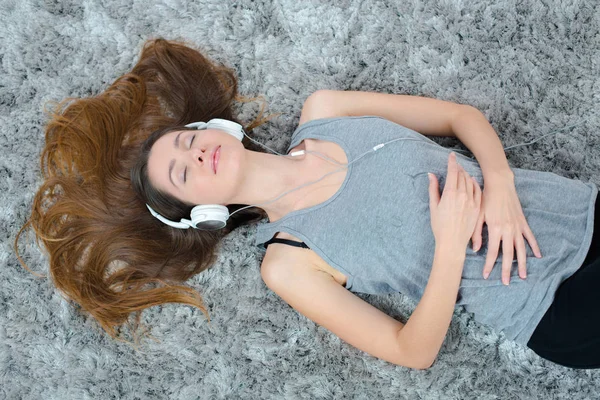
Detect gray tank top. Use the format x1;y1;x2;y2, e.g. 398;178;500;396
254;116;597;346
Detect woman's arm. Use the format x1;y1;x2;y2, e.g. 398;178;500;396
300;89;471;137
450;108;513;180
399;244;465;368
302;89;512;180
260;247;465;370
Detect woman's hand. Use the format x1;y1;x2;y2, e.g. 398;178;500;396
428;152;482;252
470;175;543;285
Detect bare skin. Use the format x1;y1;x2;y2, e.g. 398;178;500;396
146;128;347;223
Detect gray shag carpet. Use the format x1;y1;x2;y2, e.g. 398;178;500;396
2;0;600;399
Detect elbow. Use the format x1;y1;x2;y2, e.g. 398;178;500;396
395;337;436;370
409;358;434;370
393;356;434;370
394;360;432;370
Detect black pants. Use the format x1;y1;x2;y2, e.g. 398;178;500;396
526;194;600;369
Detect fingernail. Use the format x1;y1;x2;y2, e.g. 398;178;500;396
483;272;489;279
503;279;509;286
428;173;433;181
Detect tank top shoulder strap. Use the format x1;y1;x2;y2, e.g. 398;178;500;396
263;237;311;249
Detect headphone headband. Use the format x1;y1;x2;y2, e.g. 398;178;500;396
185;119;245;141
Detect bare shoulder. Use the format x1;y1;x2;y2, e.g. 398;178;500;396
261;232;312;268
298;90;347;126
261;232;348;288
261;232;318;282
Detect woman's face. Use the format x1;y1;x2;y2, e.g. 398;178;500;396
147;128;245;205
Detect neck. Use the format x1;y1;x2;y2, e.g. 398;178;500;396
227;149;315;222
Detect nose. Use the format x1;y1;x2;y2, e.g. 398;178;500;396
191;147;210;171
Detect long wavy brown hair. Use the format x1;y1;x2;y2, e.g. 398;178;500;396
14;38;280;346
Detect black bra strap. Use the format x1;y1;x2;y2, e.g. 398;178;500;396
263;237;310;249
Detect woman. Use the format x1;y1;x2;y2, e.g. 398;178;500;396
18;38;600;369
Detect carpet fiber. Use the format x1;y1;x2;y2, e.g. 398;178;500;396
2;0;600;398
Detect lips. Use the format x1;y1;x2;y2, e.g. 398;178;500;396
212;146;220;174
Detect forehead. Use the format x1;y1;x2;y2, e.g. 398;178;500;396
157;129;181;148
147;129;186;190
150;129;182;161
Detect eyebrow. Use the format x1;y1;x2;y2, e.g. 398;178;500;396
168;131;184;188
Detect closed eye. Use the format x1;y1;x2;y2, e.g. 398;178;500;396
183;134;196;183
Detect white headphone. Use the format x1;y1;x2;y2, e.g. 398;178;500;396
146;118;245;230
146;117;369;230
146;116;589;230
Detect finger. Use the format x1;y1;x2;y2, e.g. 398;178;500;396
501;235;514;286
522;222;543;258
470;179;483;250
446;152;458;191
515;233;527;279
458;163;470;178
483;231;501;279
428;172;440;209
473;177;482;205
464;167;473;198
471;208;485;251
457;163;465;193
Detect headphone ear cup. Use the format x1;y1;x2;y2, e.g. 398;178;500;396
189;204;230;230
206;118;244;141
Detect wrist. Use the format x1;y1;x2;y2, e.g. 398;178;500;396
434;242;467;261
483;168;514;184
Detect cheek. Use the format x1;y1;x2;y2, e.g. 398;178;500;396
219;148;242;184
